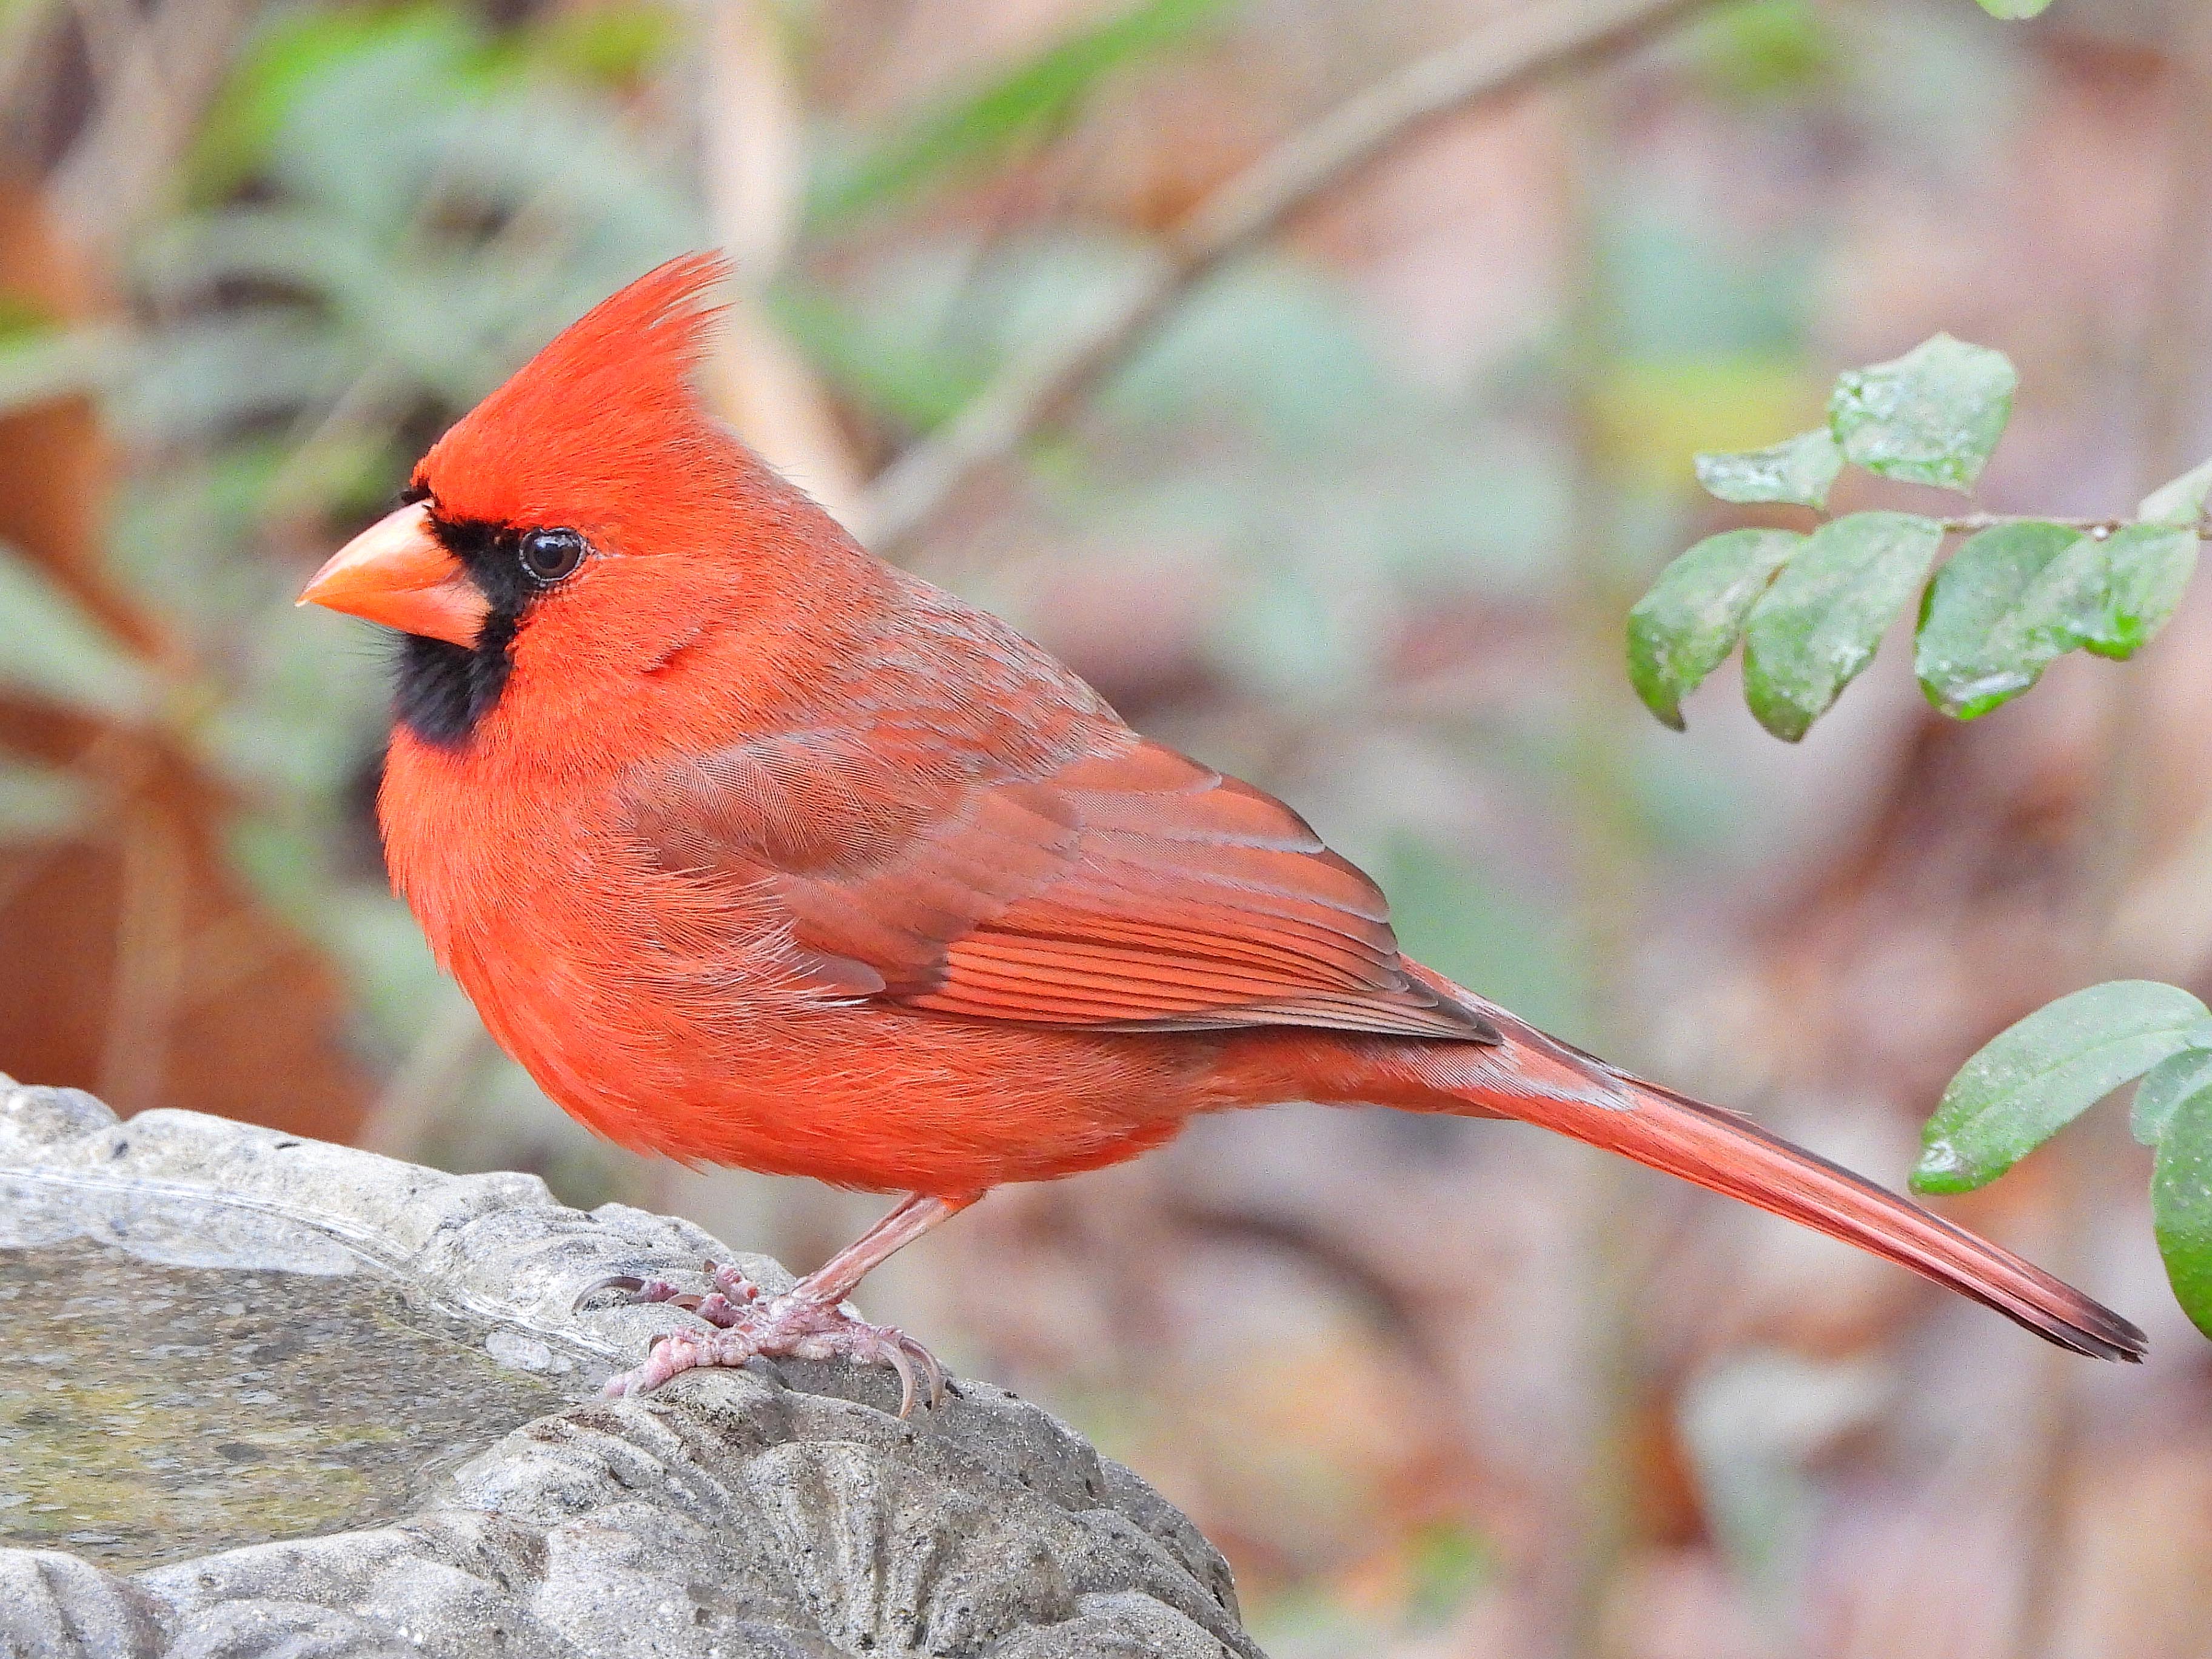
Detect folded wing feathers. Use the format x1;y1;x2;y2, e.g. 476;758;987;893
643;733;1498;1042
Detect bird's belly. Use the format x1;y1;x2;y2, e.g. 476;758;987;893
443;919;1218;1192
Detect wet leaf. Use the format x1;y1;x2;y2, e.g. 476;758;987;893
1912;520;2193;717
1914;981;2212;1193
1628;528;1801;729
1914;521;2084;717
1741;511;1942;740
2153;1087;2212;1339
2139;455;2212;528
2133;1048;2212;1147
2080;522;2197;659
1828;334;2016;492
1694;428;1843;509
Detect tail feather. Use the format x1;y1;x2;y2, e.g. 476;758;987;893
1440;1027;2146;1362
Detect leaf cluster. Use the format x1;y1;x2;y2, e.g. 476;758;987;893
1914;983;2212;1336
1629;334;2210;739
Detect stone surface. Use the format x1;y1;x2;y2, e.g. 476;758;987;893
0;1079;1261;1658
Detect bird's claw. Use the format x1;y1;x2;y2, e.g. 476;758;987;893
574;1273;679;1312
691;1259;763;1326
574;1259;760;1316
600;1288;947;1418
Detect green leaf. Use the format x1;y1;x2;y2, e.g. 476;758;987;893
2153;1086;2212;1338
0;544;155;720
1627;528;1803;729
1914;981;2212;1193
2133;1048;2212;1146
1975;0;2055;17
2139;455;2212;528
2082;522;2197;659
808;0;1233;226
1912;520;2197;718
1828;334;2016;492
1741;511;1942;740
1914;521;2080;717
1694;428;1843;509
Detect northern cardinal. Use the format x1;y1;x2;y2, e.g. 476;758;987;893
301;253;2143;1407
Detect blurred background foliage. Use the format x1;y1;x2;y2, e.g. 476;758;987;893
3;0;2212;1654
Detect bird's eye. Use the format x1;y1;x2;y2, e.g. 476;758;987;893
517;528;588;585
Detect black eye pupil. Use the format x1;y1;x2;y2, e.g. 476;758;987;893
518;529;585;583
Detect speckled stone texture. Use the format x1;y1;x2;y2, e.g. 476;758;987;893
0;1079;1261;1659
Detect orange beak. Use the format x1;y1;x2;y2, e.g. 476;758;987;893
297;500;489;648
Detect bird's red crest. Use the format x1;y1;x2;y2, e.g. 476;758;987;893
417;252;737;545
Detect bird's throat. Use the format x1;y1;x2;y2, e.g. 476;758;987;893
392;612;517;748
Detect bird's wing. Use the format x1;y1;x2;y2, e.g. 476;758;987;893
621;729;1499;1042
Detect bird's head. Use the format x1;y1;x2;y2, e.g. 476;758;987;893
300;251;853;748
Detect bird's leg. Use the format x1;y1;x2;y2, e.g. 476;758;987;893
601;1193;978;1415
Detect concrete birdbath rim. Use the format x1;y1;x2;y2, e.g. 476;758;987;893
0;1076;1262;1659
0;1078;800;1370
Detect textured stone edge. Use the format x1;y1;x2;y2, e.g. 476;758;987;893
0;1075;785;1373
0;1078;1261;1659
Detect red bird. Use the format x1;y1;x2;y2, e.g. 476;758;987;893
301;253;2142;1407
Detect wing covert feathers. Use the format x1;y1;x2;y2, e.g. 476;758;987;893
626;732;1501;1042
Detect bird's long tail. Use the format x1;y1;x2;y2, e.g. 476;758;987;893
1386;1005;2146;1361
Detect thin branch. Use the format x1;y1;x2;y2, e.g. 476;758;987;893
62;0;138;108
0;1;65;138
1937;511;2194;535
1934;512;2212;537
357;997;492;1159
50;0;260;256
858;0;1721;554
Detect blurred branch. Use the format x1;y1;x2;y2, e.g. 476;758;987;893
63;0;136;110
0;1;62;126
1557;87;1652;1657
859;0;1717;554
702;0;866;526
95;799;187;1114
1937;512;2211;535
357;997;488;1159
49;0;258;255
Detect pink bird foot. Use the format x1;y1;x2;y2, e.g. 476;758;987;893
598;1271;946;1418
586;1258;759;1315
